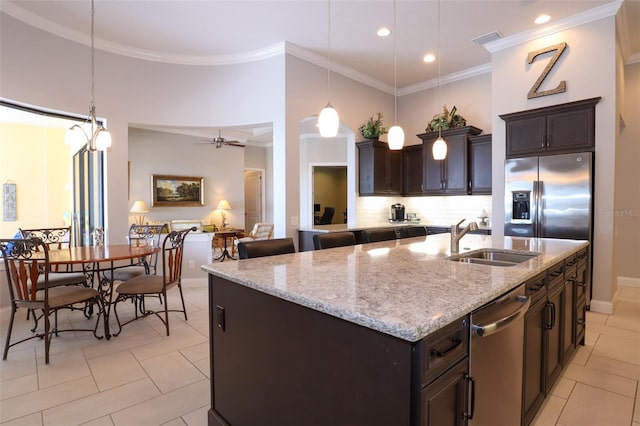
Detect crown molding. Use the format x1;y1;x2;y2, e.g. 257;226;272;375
1;2;287;65
398;63;492;97
284;42;394;94
482;1;622;54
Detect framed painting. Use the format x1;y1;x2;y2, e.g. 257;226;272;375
151;174;204;207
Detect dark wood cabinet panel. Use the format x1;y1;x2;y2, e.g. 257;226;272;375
523;274;547;426
403;144;424;195
357;140;403;195
468;134;492;194
545;283;564;393
417;359;468;426
501;97;600;158
209;275;471;426
418;126;482;195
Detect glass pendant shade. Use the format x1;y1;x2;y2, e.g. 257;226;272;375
432;136;448;160
318;103;339;137
388;125;405;150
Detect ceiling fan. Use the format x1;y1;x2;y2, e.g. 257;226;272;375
199;130;245;148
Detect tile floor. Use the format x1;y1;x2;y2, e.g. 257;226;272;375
1;280;639;425
532;285;640;426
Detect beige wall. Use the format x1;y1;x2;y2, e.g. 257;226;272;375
615;61;640;283
127;128;246;233
0;123;73;238
491;17;618;312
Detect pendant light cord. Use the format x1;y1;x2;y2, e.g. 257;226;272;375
437;0;442;139
90;0;96;115
326;0;331;101
393;0;398;124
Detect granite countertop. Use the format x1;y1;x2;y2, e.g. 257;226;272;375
202;233;587;342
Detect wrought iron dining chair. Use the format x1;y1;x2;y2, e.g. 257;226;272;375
1;238;103;364
112;227;195;336
313;231;356;250
237;237;296;259
19;227;89;287
361;228;399;243
108;223;168;281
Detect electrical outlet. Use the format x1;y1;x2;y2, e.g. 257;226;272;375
290;216;299;226
188;260;195;269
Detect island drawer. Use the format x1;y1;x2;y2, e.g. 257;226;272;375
548;261;565;290
414;315;469;387
526;272;548;304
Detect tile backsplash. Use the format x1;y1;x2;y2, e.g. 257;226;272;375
356;195;493;228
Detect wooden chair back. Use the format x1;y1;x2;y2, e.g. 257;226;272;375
0;238;49;305
159;227;195;286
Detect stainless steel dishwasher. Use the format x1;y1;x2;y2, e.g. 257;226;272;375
468;284;531;426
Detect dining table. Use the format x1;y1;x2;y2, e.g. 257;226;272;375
47;244;159;339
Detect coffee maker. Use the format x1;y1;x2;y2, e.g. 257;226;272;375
390;203;405;222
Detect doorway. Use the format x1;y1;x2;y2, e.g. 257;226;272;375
313;166;347;225
244;169;264;232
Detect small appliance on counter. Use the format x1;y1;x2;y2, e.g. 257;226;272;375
390;203;405;222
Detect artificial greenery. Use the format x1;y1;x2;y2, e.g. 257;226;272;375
425;105;467;132
359;112;388;139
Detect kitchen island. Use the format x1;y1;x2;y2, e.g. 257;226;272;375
203;233;587;425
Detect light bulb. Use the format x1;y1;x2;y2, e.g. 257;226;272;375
432;136;447;160
388;125;405;150
318;104;339;137
95;130;112;150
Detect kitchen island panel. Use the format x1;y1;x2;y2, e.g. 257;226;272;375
209;275;412;425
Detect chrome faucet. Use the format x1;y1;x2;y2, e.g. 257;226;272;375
450;219;478;253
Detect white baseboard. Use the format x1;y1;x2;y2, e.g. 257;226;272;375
589;298;614;314
618;276;640;288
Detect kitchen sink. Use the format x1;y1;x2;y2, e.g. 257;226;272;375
447;249;539;267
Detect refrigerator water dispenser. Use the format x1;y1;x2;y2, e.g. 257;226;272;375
512;191;531;221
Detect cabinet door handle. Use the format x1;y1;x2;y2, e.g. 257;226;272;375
546;301;556;329
430;338;462;357
465;375;476;420
541;135;546;149
547;134;551;147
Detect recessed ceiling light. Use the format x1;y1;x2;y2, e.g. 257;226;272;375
535;14;551;24
423;53;436;63
377;27;391;37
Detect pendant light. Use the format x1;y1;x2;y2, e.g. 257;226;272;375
432;0;447;160
318;0;339;137
66;0;111;151
387;0;405;150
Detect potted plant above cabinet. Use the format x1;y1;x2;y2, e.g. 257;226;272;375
359;112;388;141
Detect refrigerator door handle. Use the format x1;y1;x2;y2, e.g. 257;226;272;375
536;180;544;238
532;181;539;236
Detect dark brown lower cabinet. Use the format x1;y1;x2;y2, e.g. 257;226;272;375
523;275;547;426
545;277;564;393
418;359;468;426
208;275;470;426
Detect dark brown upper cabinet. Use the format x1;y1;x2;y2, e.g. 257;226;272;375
500;97;600;158
468;134;492;195
357;140;402;196
402;144;424;196
418;126;482;195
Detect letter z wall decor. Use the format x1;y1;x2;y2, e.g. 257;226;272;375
527;42;568;99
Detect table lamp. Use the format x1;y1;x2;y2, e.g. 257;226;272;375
130;200;149;225
217;199;231;229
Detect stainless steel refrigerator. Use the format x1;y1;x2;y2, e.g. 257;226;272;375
505;152;593;299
